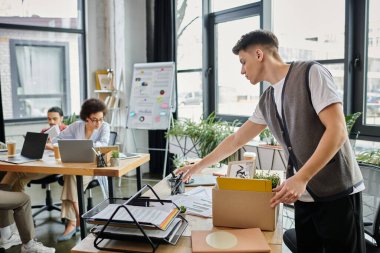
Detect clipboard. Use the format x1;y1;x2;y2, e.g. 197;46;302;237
82;185;188;253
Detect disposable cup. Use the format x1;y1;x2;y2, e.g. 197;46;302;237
7;142;16;157
53;143;61;160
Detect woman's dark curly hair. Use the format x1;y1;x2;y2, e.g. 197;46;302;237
79;98;107;121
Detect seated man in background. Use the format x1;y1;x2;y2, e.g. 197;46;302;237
42;106;67;149
0;188;55;252
41;106;67;134
0;106;67;192
50;98;110;241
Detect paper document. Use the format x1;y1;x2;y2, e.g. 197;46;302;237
91;204;178;230
119;153;141;159
169;187;212;218
92;218;182;239
45;125;60;139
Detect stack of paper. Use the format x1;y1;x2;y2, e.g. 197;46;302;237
169;187;212;218
45;125;60;139
91;203;179;230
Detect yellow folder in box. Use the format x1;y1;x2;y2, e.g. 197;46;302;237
216;177;272;192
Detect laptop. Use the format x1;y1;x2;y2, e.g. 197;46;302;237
0;132;48;164
58;139;95;163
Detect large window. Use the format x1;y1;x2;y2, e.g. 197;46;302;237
207;3;262;121
0;0;82;29
0;0;84;121
273;0;345;101
175;0;380;140
364;0;380;126
176;0;203;121
215;16;261;117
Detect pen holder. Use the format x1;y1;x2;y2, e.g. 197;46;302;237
96;154;107;168
168;177;185;195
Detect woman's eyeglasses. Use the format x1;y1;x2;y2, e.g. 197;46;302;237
89;118;104;123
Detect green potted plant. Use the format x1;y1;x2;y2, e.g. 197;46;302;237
259;128;278;146
253;171;281;189
62;112;77;126
356;150;380;166
110;150;120;167
166;112;240;165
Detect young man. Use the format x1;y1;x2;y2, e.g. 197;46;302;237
41;106;67;135
0;189;55;252
176;30;365;253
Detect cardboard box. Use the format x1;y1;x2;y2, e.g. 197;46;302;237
212;187;278;231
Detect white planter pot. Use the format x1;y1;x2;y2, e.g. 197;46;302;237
110;158;120;167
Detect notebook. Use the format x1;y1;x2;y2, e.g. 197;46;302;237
191;228;270;253
0;132;48;164
58;139;95;163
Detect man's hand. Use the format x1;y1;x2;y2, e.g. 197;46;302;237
175;164;201;182
270;174;307;207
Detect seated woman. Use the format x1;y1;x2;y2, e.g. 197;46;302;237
50;98;110;241
0;189;55;252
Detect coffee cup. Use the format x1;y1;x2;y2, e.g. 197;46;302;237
243;151;256;161
7;142;16;157
53;143;61;160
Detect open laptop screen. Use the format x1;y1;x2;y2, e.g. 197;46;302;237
21;132;48;159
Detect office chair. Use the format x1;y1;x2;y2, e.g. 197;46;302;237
28;174;62;218
85;131;118;210
283;163;380;253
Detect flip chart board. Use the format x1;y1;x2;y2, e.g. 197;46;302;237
127;62;175;130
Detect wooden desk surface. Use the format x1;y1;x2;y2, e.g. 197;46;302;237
0;153;150;177
71;167;283;253
72;234;282;253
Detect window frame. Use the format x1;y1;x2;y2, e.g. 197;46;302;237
350;0;380;141
206;2;263;123
0;0;86;123
9;39;71;119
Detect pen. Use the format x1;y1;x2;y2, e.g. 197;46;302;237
91;147;99;156
173;173;183;190
170;171;176;178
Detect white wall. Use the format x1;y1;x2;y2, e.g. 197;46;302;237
86;0;149;173
123;0;149;173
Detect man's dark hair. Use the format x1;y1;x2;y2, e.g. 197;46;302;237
79;98;107;121
48;106;64;117
232;30;279;55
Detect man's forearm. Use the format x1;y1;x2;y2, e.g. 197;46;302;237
194;134;242;171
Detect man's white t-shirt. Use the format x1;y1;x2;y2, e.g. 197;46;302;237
249;64;364;202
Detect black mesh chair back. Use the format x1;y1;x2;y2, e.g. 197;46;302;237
360;162;380;246
109;131;117;146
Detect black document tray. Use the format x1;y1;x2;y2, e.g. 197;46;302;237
90;215;188;245
82;184;188;253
